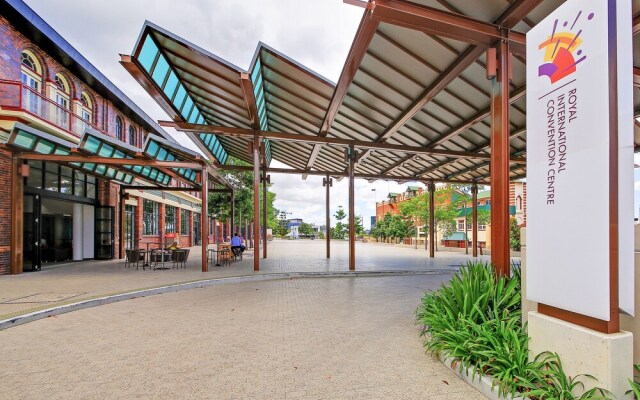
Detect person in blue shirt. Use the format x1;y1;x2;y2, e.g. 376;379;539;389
230;232;245;255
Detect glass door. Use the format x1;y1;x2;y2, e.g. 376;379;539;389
193;212;201;246
95;206;114;259
124;205;135;250
23;194;41;271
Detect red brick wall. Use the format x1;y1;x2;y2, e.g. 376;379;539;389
0;149;12;274
0;16;201;273
0;15;146;145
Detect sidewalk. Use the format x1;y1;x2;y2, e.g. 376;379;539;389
0;240;514;319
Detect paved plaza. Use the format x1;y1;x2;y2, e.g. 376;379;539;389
0;274;485;400
0;240;510;320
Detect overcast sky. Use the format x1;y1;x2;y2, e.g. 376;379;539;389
22;0;640;225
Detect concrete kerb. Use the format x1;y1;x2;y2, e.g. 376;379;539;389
0;269;454;331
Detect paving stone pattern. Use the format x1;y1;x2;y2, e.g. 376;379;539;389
0;240;507;319
0;275;485;400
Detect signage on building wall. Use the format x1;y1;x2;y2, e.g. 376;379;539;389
526;0;634;320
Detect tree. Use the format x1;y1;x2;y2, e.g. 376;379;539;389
208;158;280;233
509;217;521;251
332;206;347;240
400;195;430;248
346;215;364;236
299;222;314;237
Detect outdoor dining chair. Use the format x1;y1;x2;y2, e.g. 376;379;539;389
172;249;190;269
124;249;145;270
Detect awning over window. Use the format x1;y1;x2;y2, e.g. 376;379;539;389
4;123;203;187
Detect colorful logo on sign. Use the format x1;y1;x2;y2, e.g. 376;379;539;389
538;11;594;84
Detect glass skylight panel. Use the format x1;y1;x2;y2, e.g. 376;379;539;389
163;71;179;99
181;97;194;119
138;35;159;72
173;84;186;109
151;54;170;84
188;109;199;124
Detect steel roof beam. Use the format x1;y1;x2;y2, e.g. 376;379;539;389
218;164;488;185
240;72;261;129
365;0;528;54
163;121;527;164
305;9;380;170
340;0;540;176
120;55;180;121
320;10;379;135
416;126;526;178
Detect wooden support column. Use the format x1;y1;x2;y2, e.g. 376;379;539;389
348;145;356;270
262;169;268;259
119;187;126;259
230;192;235;235
253;135;261;271
428;182;435;258
472;183;478;258
323;175;332;259
489;38;511;277
201;168;208;272
10;156;24;275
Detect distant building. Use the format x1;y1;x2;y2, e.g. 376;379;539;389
374;182;527;249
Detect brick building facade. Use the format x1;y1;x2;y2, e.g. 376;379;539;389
0;2;211;274
374;182;527;249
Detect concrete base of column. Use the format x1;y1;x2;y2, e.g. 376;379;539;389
528;311;633;399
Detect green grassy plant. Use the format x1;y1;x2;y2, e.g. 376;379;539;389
417;261;611;399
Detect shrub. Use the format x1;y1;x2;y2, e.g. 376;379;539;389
417;261;611;399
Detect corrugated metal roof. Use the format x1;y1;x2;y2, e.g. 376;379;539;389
124;0;640;184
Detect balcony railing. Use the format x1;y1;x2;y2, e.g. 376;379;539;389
0;79;105;138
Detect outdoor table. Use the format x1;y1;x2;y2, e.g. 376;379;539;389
151;249;171;270
207;248;222;268
139;242;154;267
219;243;232;267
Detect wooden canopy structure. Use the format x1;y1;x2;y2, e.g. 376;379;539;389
121;0;640;278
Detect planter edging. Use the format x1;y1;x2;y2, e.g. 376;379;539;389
438;354;527;400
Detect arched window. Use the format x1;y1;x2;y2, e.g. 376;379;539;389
128;125;136;146
115;116;123;141
20;50;42;113
78;92;93;124
52;73;70;111
54;74;69;94
516;195;523;210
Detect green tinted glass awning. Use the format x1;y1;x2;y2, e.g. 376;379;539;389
143;134;201;183
5;124;136;184
4;123;202;187
134;28;232;165
79;129;173;185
